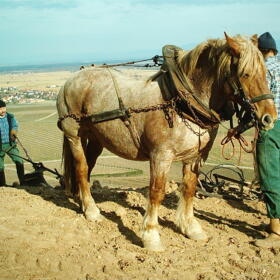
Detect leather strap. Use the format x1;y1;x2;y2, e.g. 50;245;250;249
250;94;274;104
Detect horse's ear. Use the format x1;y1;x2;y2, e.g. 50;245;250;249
250;34;258;46
224;32;240;57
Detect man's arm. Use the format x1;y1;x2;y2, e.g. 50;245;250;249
10;115;18;141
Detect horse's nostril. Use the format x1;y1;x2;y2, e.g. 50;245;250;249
261;114;273;127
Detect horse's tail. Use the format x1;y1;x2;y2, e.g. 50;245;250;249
62;136;77;196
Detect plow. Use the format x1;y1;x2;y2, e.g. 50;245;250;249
4;137;260;201
5;136;63;187
198;164;261;201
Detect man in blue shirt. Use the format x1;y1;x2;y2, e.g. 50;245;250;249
255;32;280;248
0;100;24;186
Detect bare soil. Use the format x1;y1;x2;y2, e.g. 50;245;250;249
1;70;279;279
1;169;280;280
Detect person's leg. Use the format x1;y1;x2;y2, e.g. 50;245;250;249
6;145;25;185
15;162;24;185
255;122;280;248
0;147;6;186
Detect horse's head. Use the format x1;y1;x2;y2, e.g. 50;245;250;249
223;33;277;130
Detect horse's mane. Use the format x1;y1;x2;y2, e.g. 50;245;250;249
178;35;264;84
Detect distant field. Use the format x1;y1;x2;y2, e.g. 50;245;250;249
0;71;73;92
3;102;256;187
9;102;62;161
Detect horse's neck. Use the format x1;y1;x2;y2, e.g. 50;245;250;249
178;42;237;120
186;67;217;108
183;49;227;112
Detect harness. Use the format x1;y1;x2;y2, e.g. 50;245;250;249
57;47;274;153
156;45;222;127
225;57;274;125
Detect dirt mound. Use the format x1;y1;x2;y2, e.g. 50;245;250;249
0;183;279;280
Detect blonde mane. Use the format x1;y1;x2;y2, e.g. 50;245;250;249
178;35;265;84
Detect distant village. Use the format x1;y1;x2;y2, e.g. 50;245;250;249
0;85;59;104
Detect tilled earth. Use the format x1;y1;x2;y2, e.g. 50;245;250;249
0;177;280;280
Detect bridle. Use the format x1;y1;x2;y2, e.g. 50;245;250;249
225;56;274;128
221;58;274;160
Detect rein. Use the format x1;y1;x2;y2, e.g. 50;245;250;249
220;70;274;160
221;127;259;162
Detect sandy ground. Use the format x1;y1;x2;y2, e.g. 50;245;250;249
1;69;279;280
0;166;280;280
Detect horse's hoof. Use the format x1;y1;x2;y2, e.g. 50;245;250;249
143;240;165;252
187;230;208;241
178;217;208;241
85;211;103;222
142;229;165;251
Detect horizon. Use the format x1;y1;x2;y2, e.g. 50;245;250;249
1;39;280;69
1;0;279;66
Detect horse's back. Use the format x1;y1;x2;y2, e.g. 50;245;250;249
56;67;214;160
57;68;160;117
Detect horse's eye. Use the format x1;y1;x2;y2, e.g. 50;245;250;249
243;73;250;79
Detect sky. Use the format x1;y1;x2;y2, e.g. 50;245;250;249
0;0;279;66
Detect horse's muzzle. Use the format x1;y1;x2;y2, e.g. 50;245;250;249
261;114;275;130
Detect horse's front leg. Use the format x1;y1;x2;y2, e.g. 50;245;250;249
69;136;102;221
176;163;207;240
142;151;173;251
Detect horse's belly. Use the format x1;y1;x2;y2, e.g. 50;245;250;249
174;147;204;162
92;121;148;161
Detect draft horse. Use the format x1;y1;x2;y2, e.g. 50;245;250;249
57;33;276;251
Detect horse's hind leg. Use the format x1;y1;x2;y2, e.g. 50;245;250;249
85;138;103;181
142;151;173;251
176;162;207;240
68;135;102;221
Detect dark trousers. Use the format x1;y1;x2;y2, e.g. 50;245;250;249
0;143;24;185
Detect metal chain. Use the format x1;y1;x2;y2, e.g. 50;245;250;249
163;107;174;128
58;96;217;137
128;97;210;136
58;97;212;136
175;108;209;136
173;98;210;136
126;99;175;114
58;113;84;124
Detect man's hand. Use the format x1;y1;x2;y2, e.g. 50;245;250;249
10;129;17;141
